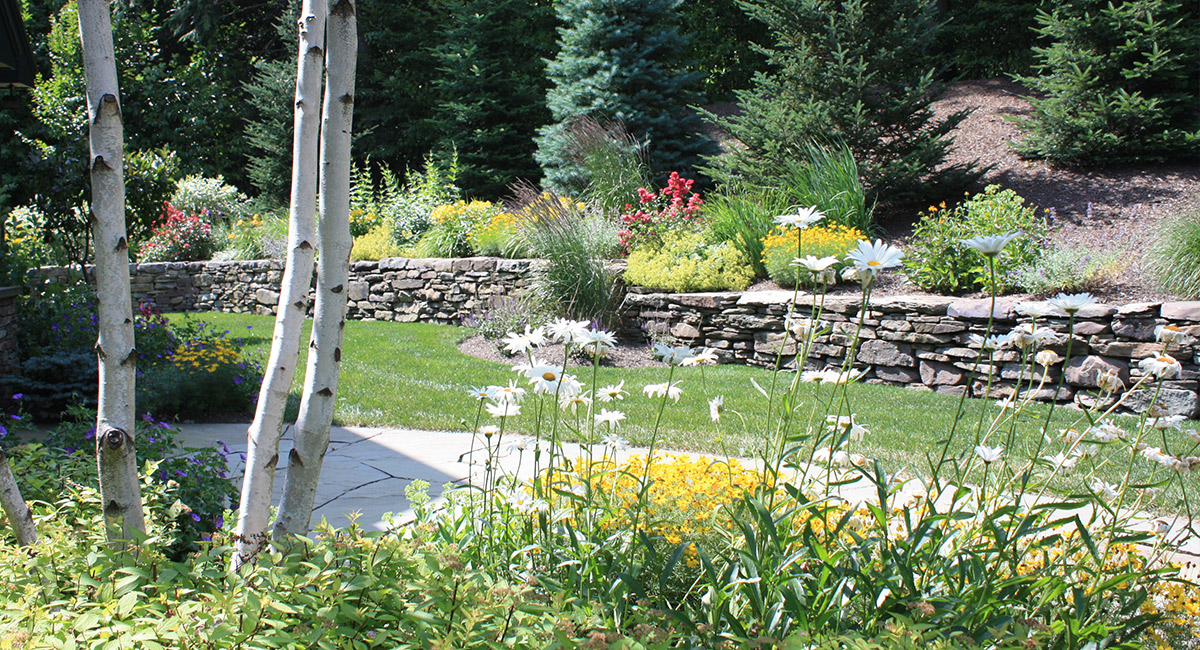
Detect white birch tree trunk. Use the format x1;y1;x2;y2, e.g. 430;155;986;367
78;0;145;541
233;0;327;570
0;450;37;546
273;0;357;539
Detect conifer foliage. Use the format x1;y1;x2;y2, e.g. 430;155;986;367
534;0;716;194
710;0;976;206
1015;0;1200;165
429;0;555;200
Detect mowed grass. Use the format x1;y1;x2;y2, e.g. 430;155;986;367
175;313;1197;512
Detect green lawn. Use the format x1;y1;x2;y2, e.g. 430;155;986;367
176;313;1196;512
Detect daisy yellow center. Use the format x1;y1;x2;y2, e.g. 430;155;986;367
543;372;558;381
1156;357;1171;363
1164;325;1181;332
868;260;881;267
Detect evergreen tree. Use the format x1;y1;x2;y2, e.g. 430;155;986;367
244;4;302;201
428;0;555;199
710;0;976;207
1015;0;1200;165
534;0;716;194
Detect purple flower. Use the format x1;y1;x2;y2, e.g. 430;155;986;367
85;427;96;440
190;512;201;522
9;414;19;421
175;469;187;478
0;425;6;438
233;376;244;385
63;445;77;455
214;516;224;528
12;393;22;400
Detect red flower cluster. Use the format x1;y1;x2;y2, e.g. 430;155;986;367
618;172;704;253
139;202;215;262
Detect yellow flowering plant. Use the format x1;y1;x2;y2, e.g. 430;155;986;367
761;223;864;287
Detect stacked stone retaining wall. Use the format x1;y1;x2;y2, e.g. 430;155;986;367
623;290;1200;418
32;257;540;325
30;259;1200;416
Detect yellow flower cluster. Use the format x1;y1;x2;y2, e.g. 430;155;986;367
234;214;264;229
349;208;382;237
431;200;499;226
172;339;242;374
761;223;865;263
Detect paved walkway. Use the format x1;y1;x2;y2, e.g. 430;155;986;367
177;422;1199;575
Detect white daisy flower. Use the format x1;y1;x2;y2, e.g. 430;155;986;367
600;433;628;450
579;329;618;353
791;255;839;272
547;318;590;344
974;445;1004;464
1088;422;1123;443
1155;324;1195;346
1187;429;1200;444
596;380;628;402
1090;479;1119;501
479;424;501;437
849;421;870;442
1047;292;1096;315
961;232;1020;257
1015;302;1055;319
709;395;724;422
1150;414;1186;430
643;381;683;402
1043;452;1077;473
845;239;904;274
468;385;490;401
487;380;527;404
560;392;592;413
1139;354;1182;379
1035;350;1064;367
486;401;522;418
595;409;626;427
1096;369;1125;393
652;342;695;366
774;206;826;230
832;450;851;467
682;348;719;366
812;447;832;464
969;333;1011;351
501;325;546;355
785;315;826;340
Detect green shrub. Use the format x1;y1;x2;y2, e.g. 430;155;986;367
625;231;756;292
1146;205;1200;298
704;185;792;277
215;209;289;260
414;200;503;258
709;0;977;205
2;205;63;278
934;0;1046;77
1014;0;1200;164
124;147;182;244
1015;244;1125;295
170;174;249;223
136;318;264;420
903;186;1048;293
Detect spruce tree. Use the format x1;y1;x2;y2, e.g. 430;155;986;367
1015;0;1200;165
534;0;716;194
710;0;975;207
429;0;555;199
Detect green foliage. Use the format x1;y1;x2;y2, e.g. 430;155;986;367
462;294;554;341
135;318;264;421
935;0;1047;77
350;224;406;262
710;0;977;206
170;175;250;223
414;200;502;258
384;154;463;247
1146;204;1200;299
1014;244;1125;295
535;0;717;194
679;0;771;101
3;349;96;420
562;116;652;215
1014;0;1200;164
903;186;1049;293
124;147;183;243
776;141;874;234
625;231;756;292
428;0;554;200
516;187;622;326
215;209;290;261
703;185;793;277
1;205;63;279
242;3;301;201
40;410;238;555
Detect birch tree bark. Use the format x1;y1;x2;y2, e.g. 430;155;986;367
78;0;145;541
0;449;37;546
233;0;327;570
273;0;357;539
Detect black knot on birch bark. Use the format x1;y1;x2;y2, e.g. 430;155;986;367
330;0;356;17
104;499;124;518
104;428;127;450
